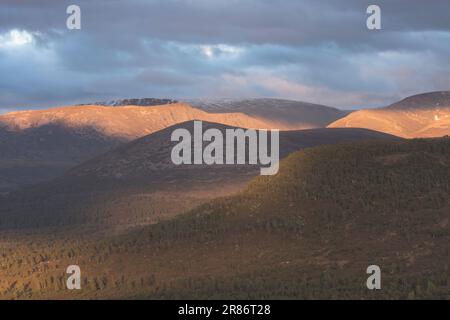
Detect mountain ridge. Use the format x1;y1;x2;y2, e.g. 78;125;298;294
186;98;350;128
385;91;450;110
0;103;288;191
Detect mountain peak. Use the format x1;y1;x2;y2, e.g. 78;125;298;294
386;91;450;110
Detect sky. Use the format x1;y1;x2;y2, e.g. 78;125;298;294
0;0;449;112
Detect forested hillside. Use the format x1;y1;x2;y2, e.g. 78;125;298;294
1;138;448;299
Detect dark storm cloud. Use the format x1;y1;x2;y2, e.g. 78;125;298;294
0;0;449;110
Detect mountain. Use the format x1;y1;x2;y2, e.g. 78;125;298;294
0;103;289;191
0;121;398;231
185;98;350;129
1;137;448;299
0;103;278;140
385;91;450;110
329;91;450;138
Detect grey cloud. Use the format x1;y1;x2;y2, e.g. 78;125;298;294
0;0;449;110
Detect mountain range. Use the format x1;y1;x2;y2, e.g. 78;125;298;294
0;91;449;300
1;101;337;191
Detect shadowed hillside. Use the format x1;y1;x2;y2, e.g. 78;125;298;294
0;138;448;299
186;98;350;129
0;122;397;231
0;124;125;193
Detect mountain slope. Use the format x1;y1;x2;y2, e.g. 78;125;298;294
0;122;398;231
329;91;450;138
0;103;280;140
1;137;448;299
186;98;350;129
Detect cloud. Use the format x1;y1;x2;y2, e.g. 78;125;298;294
200;45;243;59
0;29;35;49
0;0;449;111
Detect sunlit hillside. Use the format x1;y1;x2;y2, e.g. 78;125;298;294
329;92;450;138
